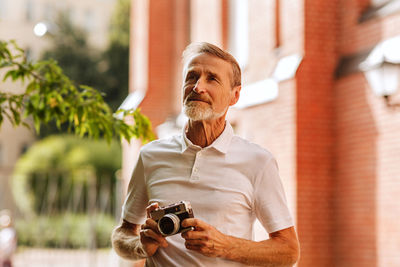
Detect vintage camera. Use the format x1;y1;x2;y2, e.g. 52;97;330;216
150;201;194;236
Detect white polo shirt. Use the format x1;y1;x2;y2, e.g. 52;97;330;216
122;122;293;267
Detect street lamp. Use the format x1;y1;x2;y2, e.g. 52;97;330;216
33;22;48;37
360;35;400;109
33;21;57;37
363;60;400;108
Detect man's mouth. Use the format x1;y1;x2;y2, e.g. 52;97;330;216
186;98;209;104
184;91;211;105
188;98;205;102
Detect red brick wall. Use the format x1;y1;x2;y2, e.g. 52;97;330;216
170;0;191;116
138;0;190;128
338;0;400;56
246;0;278;83
334;73;378;267
375;100;400;267
335;1;400;266
335;74;400;267
281;0;304;55
296;0;339;266
139;0;175;127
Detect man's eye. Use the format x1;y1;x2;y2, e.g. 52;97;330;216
186;75;197;81
208;76;217;81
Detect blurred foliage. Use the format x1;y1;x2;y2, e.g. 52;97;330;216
100;41;129;111
13;135;119;249
109;0;130;47
0;40;155;143
98;0;131;110
15;213;115;248
40;0;131;135
12;135;121;216
40;13;104;100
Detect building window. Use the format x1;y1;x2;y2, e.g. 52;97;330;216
275;0;281;48
67;7;77;25
43;3;54;21
26;0;34;22
0;0;7;19
228;0;249;68
84;9;95;32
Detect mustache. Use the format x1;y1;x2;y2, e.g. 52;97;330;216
184;92;211;104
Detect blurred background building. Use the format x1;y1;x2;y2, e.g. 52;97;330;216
0;0;116;216
1;0;399;266
123;0;400;266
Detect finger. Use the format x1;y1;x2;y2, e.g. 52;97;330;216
185;239;206;246
144;218;158;229
182;218;206;230
144;218;162;234
185;242;202;252
181;229;204;240
185;239;214;254
140;229;168;247
184;240;211;254
146;202;159;218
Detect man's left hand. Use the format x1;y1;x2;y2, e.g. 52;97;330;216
181;218;229;258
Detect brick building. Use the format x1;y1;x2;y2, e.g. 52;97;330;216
123;0;400;266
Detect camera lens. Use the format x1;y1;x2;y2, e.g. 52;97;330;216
158;214;180;236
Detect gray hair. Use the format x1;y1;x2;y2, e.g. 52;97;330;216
182;42;241;87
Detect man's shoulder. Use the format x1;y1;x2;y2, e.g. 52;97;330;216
140;134;182;155
230;135;274;161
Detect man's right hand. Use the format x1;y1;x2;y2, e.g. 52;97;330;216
139;203;168;256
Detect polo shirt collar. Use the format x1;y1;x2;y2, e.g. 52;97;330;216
180;121;234;154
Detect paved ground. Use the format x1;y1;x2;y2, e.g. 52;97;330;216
12;248;120;267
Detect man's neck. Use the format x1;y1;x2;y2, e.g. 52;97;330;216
186;117;226;148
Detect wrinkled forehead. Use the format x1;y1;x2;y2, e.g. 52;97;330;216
183;53;232;78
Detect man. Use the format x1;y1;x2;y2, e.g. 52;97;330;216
112;42;300;266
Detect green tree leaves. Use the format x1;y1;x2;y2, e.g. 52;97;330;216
0;40;155;143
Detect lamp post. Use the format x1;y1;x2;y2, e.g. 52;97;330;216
364;60;400;108
33;21;57;37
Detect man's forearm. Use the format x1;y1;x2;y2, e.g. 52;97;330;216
222;234;299;266
111;227;148;261
182;219;299;266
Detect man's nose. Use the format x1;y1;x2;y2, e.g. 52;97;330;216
193;78;206;94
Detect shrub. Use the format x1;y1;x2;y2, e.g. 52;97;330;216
15;213;116;248
12;134;121;217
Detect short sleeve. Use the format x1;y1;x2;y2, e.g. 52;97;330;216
254;157;294;233
121;152;148;224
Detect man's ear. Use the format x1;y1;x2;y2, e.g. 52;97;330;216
229;85;241;106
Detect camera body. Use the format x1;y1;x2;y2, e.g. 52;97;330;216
150;201;194;236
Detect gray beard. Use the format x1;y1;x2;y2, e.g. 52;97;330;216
183;101;225;121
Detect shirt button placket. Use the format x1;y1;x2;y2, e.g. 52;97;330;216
190;150;201;181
